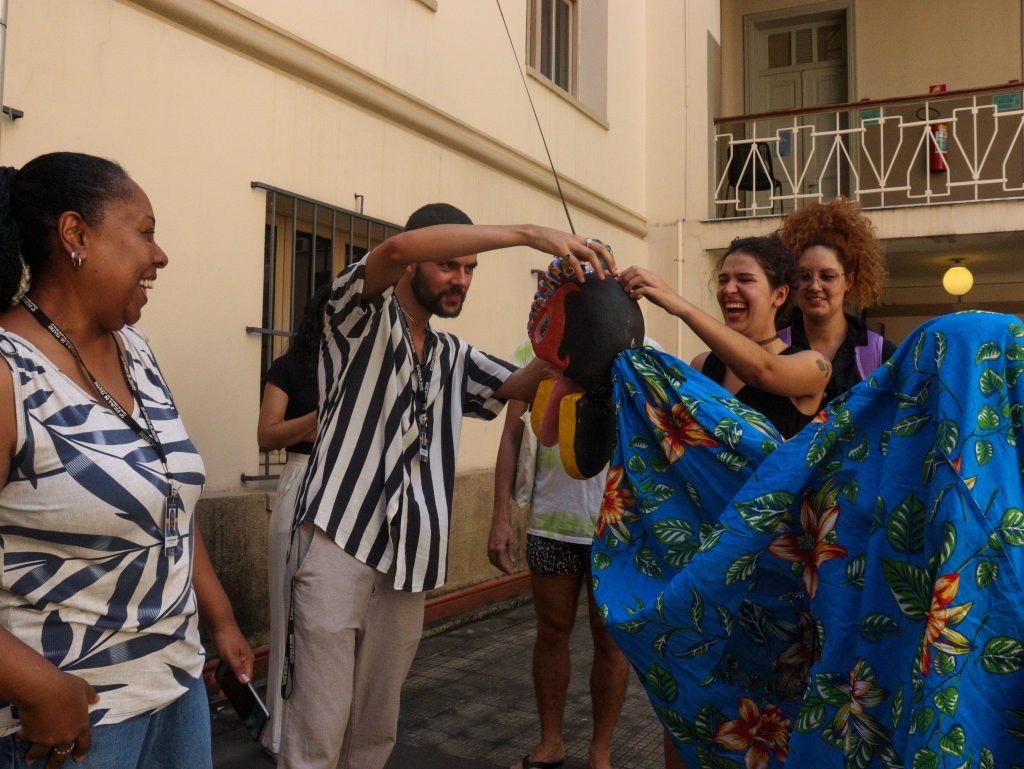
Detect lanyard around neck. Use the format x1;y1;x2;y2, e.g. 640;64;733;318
395;297;437;462
395;297;437;387
21;296;174;483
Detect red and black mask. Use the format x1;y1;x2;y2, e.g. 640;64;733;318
526;249;645;478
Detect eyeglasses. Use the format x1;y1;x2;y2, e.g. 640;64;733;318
794;270;845;288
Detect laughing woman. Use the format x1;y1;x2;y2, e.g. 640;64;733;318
618;235;830;769
620;235;830;442
0;152;252;768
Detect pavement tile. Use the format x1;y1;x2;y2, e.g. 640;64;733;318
213;598;663;769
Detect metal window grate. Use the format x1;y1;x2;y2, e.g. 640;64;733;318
243;182;402;482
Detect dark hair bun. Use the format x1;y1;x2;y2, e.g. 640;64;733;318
0;152;131;306
0;166;23;306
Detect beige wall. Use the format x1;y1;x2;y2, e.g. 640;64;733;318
856;0;1021;99
4;0;268;490
642;1;724;362
227;0;648;215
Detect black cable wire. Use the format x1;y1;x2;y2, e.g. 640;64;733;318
495;0;576;235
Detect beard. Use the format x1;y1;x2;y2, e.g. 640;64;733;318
411;268;466;318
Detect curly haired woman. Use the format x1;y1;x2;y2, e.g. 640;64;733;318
778;198;896;404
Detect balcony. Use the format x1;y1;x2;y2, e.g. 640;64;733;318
713;83;1024;218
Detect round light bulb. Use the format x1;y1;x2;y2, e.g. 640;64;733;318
942;265;974;296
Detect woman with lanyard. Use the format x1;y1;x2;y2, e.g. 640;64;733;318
256;282;329;760
616;235;830;769
777;198;896;404
0;152;252;768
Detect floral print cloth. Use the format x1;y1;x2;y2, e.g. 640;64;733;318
593;311;1024;769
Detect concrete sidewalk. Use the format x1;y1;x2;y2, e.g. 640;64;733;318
212;600;664;769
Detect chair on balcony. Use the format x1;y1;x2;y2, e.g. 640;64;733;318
724;141;783;216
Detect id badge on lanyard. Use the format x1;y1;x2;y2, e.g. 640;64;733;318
418;414;430;462
164;491;183;556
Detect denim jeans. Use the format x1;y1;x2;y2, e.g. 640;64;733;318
0;675;211;769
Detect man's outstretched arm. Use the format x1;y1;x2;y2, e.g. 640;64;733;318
362;223;615;297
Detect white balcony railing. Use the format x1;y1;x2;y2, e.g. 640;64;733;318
713;83;1024;218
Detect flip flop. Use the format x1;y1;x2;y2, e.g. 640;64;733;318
515;757;564;769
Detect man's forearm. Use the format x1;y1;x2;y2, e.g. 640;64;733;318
494;358;548;403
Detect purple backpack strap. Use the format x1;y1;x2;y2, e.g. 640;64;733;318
777;327;792;345
855;330;885;379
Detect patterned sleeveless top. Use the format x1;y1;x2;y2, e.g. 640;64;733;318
0;326;206;733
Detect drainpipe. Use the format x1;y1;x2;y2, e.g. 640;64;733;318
675;218;684;357
0;0;7;119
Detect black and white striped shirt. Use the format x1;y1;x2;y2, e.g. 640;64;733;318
295;257;515;591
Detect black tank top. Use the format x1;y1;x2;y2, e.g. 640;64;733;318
701;347;813;440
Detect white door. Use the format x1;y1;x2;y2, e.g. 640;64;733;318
746;7;850;202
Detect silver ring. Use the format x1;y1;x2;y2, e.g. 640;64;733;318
52;744;74;757
585;237;593;246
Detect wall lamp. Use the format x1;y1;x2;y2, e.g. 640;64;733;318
942;259;974;297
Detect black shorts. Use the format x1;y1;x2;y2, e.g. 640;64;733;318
525;533;591;577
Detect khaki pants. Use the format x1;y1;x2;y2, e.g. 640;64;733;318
278;524;425;769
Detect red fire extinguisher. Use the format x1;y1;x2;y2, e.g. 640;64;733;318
930;122;949;173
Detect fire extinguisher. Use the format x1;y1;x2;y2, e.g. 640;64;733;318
930;122;949;173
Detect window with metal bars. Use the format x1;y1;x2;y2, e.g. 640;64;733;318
530;0;577;93
245;182;403;481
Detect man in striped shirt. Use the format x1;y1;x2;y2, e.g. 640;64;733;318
279;203;615;769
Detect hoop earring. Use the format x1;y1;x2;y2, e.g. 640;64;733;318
70;250;82;271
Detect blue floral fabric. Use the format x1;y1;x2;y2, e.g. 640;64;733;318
593;311;1024;769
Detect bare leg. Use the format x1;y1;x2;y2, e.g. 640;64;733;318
514;570;584;769
585;573;628;769
664;731;688;769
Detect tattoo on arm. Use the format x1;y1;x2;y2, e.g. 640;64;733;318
816;358;832;378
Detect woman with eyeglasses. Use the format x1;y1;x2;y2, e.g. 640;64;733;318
778;199;896;404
